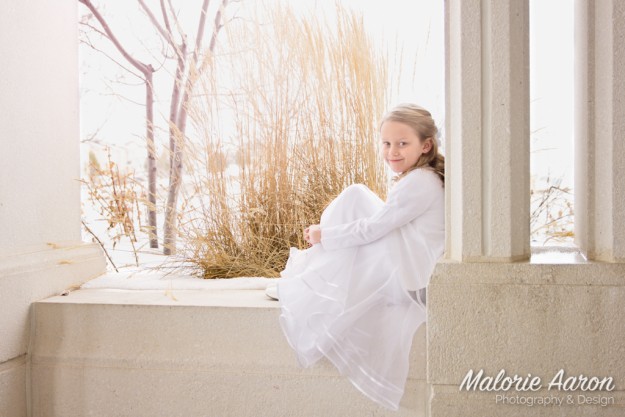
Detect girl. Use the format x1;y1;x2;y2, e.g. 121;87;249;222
267;103;445;411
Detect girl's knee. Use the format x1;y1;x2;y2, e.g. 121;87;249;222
341;183;382;208
343;183;370;196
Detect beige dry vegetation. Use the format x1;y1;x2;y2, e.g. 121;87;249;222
82;149;147;268
530;178;574;244
179;2;389;278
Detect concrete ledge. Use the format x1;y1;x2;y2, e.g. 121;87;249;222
0;242;106;363
433;257;625;285
30;289;428;417
428;260;625;416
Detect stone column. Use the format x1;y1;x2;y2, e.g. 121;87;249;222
574;0;625;262
445;0;530;263
428;1;625;416
0;2;106;415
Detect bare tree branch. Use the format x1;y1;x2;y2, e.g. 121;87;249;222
137;0;185;61
160;0;173;35
79;34;145;80
133;30;171;73
79;0;150;74
199;0;229;74
82;220;119;272
166;0;187;43
102;91;146;107
107;73;145;87
169;41;187;164
193;0;212;64
223;15;244;26
81;123;104;143
79;21;111;41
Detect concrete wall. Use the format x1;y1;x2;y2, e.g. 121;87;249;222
428;261;625;416
30;289;429;417
0;0;81;250
0;1;106;416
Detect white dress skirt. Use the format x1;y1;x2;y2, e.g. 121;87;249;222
276;168;445;411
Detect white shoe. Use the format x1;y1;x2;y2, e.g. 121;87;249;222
265;283;279;300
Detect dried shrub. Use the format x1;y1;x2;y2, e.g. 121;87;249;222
81;148;148;266
180;2;389;278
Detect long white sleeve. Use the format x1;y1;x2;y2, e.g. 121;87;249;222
320;168;443;251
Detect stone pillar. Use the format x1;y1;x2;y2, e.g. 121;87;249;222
428;1;625;416
574;0;625;262
0;2;106;415
445;0;530;263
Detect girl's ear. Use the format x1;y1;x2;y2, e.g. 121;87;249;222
422;137;433;153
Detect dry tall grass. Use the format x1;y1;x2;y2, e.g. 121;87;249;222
180;1;389;278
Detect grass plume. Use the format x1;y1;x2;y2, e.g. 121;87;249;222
180;1;389;278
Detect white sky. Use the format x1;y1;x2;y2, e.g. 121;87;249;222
79;0;572;190
530;0;574;189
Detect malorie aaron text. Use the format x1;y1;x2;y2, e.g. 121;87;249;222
459;369;615;392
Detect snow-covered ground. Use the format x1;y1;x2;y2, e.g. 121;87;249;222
81;269;274;291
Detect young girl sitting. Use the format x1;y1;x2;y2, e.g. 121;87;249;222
267;103;445;411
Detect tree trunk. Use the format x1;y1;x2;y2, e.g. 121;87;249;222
163;0;228;255
145;68;158;248
163;66;191;256
163;138;183;255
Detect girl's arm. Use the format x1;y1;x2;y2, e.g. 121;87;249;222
319;169;442;251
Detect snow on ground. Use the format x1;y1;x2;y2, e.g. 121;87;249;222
81;270;275;291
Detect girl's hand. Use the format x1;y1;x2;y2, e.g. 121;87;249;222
304;224;321;245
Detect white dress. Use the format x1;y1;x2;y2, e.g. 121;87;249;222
277;167;445;410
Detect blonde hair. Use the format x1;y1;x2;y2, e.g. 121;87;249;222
380;103;445;185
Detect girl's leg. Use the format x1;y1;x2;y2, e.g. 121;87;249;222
275;184;382;294
320;184;384;228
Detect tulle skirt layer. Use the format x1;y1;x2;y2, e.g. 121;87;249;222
277;184;426;410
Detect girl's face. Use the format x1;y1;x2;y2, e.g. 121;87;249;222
380;120;431;174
